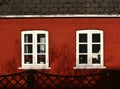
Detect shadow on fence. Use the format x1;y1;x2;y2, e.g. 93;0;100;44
0;70;120;89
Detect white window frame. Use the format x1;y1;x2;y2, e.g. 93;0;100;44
74;30;106;69
19;30;50;69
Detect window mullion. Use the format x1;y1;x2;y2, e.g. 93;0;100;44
76;31;79;66
46;32;49;67
88;31;92;65
101;32;103;66
33;32;37;65
22;32;24;66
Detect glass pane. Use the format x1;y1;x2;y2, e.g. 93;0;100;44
79;55;87;64
92;34;100;42
92;44;100;53
24;34;32;43
92;54;100;64
37;44;46;53
79;34;87;42
37;34;45;43
24;55;33;64
37;55;46;64
79;44;87;53
24;45;32;53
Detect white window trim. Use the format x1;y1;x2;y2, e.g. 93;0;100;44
74;30;106;69
19;30;51;69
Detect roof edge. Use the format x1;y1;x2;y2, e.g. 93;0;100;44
0;14;120;18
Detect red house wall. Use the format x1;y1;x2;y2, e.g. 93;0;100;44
0;18;120;75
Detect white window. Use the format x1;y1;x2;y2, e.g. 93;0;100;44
19;30;50;69
74;30;106;69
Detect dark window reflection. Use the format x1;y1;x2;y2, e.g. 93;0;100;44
79;44;87;53
92;34;100;42
79;55;87;64
37;55;45;64
24;55;33;64
24;34;32;43
37;34;45;43
79;34;87;42
24;45;32;53
92;55;100;64
92;44;100;53
37;44;46;53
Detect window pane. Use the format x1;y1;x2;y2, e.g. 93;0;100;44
92;44;100;53
37;34;45;43
37;44;46;53
24;45;32;53
92;34;100;42
79;44;87;53
24;34;32;43
37;55;46;64
79;34;87;42
92;54;100;64
24;55;33;64
79;55;87;64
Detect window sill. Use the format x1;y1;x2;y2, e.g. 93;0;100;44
18;66;51;69
73;65;106;69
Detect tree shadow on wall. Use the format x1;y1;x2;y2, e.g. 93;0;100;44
50;44;75;75
2;39;20;74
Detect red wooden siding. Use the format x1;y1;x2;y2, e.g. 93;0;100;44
0;18;120;75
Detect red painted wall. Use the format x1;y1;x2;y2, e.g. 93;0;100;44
0;18;120;75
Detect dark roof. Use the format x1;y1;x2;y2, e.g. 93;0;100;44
0;0;120;15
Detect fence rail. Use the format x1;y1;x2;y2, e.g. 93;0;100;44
0;70;120;89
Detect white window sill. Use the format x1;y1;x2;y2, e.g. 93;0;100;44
73;65;106;69
18;66;51;69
